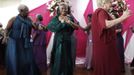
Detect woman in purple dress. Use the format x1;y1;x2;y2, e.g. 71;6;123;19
32;14;47;72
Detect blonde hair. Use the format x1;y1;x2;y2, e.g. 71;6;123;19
96;0;111;7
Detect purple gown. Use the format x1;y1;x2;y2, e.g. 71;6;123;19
32;21;47;71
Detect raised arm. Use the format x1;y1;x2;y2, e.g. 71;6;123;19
105;10;131;28
64;16;79;30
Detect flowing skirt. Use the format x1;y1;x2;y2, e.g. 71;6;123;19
125;34;134;63
71;33;77;67
85;34;92;69
6;37;40;75
33;45;47;71
50;35;73;75
92;41;121;75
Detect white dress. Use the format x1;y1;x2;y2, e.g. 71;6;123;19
125;34;134;63
85;31;93;69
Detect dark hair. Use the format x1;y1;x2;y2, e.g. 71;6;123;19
87;14;92;18
37;14;43;21
57;7;60;15
67;6;71;14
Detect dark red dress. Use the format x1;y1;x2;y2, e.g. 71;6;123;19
91;8;121;75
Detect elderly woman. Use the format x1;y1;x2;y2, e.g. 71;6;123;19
47;3;79;75
3;5;40;75
91;0;131;75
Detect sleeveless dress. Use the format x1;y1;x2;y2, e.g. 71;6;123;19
6;15;40;75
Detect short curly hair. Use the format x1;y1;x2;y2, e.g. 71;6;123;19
97;0;112;7
18;4;29;12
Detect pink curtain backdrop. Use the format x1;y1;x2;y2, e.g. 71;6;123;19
123;0;134;48
29;0;134;57
84;0;93;24
29;0;93;57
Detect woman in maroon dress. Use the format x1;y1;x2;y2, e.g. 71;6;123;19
91;0;131;75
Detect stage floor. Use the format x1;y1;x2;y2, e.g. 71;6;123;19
1;64;134;75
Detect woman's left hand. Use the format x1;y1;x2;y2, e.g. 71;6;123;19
2;36;8;44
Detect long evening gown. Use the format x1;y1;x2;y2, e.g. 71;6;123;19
47;15;75;75
6;15;40;75
32;21;47;71
91;8;122;75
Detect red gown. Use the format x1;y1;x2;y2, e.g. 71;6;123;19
91;8;121;75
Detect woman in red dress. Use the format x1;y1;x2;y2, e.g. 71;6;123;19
91;0;131;75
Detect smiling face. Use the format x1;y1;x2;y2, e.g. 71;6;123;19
59;4;68;16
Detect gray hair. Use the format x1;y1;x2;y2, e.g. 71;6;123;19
18;4;29;12
59;2;68;11
96;0;111;7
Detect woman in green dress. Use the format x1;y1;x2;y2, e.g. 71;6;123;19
47;3;79;75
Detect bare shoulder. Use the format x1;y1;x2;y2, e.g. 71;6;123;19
9;16;16;22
